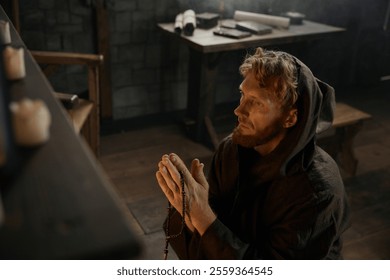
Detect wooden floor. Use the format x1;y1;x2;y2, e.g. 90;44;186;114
99;83;390;260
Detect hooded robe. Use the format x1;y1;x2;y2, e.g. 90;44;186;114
165;55;350;260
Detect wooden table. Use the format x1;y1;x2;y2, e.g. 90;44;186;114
0;6;141;259
158;20;345;148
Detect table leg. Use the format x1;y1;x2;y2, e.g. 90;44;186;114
185;48;222;148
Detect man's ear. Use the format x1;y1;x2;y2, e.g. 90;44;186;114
283;108;298;128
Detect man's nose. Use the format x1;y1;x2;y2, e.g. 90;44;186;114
234;102;246;117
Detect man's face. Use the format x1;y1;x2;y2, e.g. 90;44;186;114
232;71;287;151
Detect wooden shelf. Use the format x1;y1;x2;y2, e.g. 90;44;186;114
0;5;141;259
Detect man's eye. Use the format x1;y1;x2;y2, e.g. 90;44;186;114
249;99;260;106
249;100;263;109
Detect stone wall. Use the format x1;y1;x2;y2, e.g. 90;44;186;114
17;0;390;121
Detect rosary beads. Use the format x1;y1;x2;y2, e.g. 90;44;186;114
163;171;186;260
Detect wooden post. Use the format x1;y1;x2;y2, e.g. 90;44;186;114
85;64;100;155
11;0;20;33
95;0;113;120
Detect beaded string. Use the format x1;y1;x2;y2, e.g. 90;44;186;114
164;171;186;260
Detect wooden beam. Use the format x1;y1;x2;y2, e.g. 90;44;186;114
12;0;20;33
95;0;113;119
31;50;103;66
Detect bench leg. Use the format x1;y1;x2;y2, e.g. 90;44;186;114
335;121;363;177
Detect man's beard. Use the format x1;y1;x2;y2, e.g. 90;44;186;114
232;121;285;148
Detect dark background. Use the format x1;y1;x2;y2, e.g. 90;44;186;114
2;0;390;127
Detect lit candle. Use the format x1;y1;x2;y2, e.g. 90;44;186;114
3;46;26;80
0;20;11;45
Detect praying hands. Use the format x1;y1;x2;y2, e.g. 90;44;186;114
155;153;216;235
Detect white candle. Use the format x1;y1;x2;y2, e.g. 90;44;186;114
0;20;11;45
10;98;51;146
3;46;26;80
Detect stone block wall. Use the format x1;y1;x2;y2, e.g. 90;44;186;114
17;0;389;121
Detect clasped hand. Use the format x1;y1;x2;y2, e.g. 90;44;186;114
155;153;216;235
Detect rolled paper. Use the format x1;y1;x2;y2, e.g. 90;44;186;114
183;9;196;36
3;46;26;80
174;13;183;34
10;98;51;146
0;20;11;45
234;10;290;29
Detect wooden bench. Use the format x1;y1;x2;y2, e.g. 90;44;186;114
31;51;103;156
319;102;372;177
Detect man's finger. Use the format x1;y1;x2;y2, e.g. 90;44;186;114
196;162;209;191
191;158;198;177
191;158;201;182
158;161;179;193
156;171;174;200
190;159;208;190
169;153;197;186
161;154;182;188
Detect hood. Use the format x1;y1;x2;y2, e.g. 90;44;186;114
279;57;335;175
